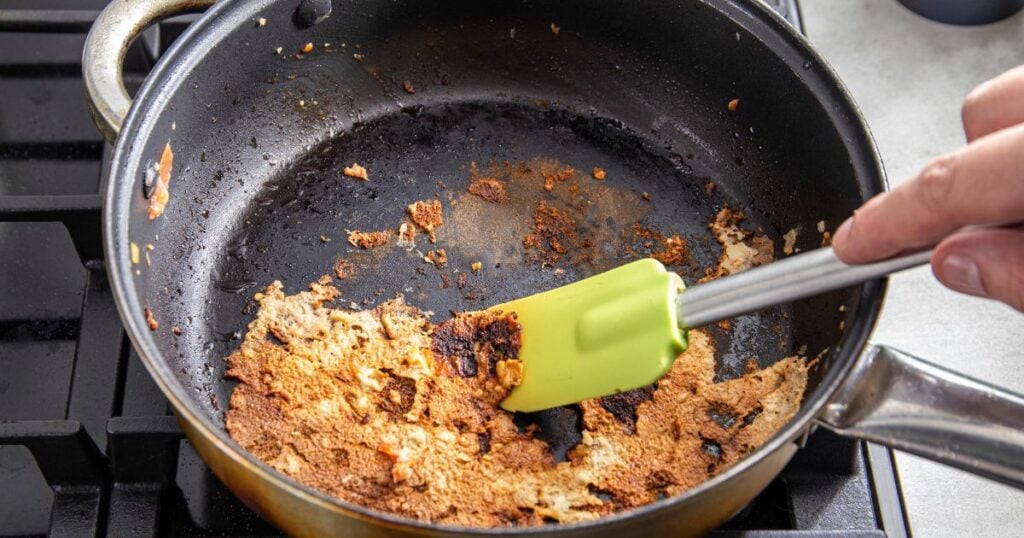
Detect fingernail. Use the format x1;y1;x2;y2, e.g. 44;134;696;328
938;254;986;296
833;218;853;246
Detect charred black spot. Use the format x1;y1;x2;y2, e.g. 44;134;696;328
707;402;737;429
378;371;416;418
477;432;491;454
455;354;478;377
587;484;615;503
431;320;476;377
741;406;763;426
475;315;522;360
515;405;582;463
599;385;655;434
701;439;723;460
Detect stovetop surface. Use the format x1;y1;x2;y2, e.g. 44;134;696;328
0;1;907;536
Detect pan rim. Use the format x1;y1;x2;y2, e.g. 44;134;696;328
103;0;889;533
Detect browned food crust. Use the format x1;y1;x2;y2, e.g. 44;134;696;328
226;279;807;527
700;207;775;283
629;225;690;267
541;166;574;192
347;230;392;249
425;249;448;267
467;178;510;204
408;200;443;243
333;258;354;279
523;201;592;267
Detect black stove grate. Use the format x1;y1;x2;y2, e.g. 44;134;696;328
0;3;907;537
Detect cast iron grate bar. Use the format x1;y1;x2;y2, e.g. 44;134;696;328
106;416;184;538
0;420;107;536
0;10;99;33
0;194;103;262
66;269;129;452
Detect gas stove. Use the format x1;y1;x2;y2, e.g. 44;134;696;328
0;2;908;536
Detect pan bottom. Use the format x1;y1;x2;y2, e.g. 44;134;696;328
200;100;793;438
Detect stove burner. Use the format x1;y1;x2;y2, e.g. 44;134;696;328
0;3;907;536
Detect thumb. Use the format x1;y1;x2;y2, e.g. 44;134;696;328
932;228;1024;311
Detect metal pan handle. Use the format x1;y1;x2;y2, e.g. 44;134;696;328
83;0;214;142
819;344;1024;489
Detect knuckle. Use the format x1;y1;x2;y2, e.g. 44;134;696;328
958;80;991;138
961;82;988;126
917;154;959;214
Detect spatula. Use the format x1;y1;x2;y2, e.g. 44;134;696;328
496;247;932;412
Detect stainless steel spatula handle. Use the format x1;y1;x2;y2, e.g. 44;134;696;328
676;247;933;329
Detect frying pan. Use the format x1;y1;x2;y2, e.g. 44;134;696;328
84;0;1024;535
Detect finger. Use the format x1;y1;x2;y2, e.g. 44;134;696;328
963;64;1024;142
932;227;1024;311
833;121;1024;264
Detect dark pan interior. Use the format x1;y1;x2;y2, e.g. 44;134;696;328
125;0;881;452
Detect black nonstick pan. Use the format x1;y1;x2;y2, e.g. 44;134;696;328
84;0;1024;535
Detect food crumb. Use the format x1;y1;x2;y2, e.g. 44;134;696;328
320;235;331;243
130;242;140;265
148;143;173;220
274;46;283;55
144;308;158;331
783;228;798;255
145;251;151;267
471;262;482;272
397;222;417;249
717;320;732;331
727;98;740;111
816;220;827;233
425;249;448;267
256;17;267;27
172;325;182;336
347;230;392;249
704;180;717;196
353;53;364;61
550;23;560;36
343;163;369;180
457;272;467;289
821;231;832;247
301;42;314;53
592;167;606;180
333;258;354;279
652;234;688;266
407;199;443;243
541;166;574;192
467;178;509;204
553;268;565;276
402;81;415;94
642;191;651;201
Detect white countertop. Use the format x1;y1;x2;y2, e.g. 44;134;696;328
801;1;1024;536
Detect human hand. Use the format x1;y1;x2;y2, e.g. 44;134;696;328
832;65;1024;311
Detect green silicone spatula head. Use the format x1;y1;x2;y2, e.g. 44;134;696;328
496;258;686;412
495;246;934;413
